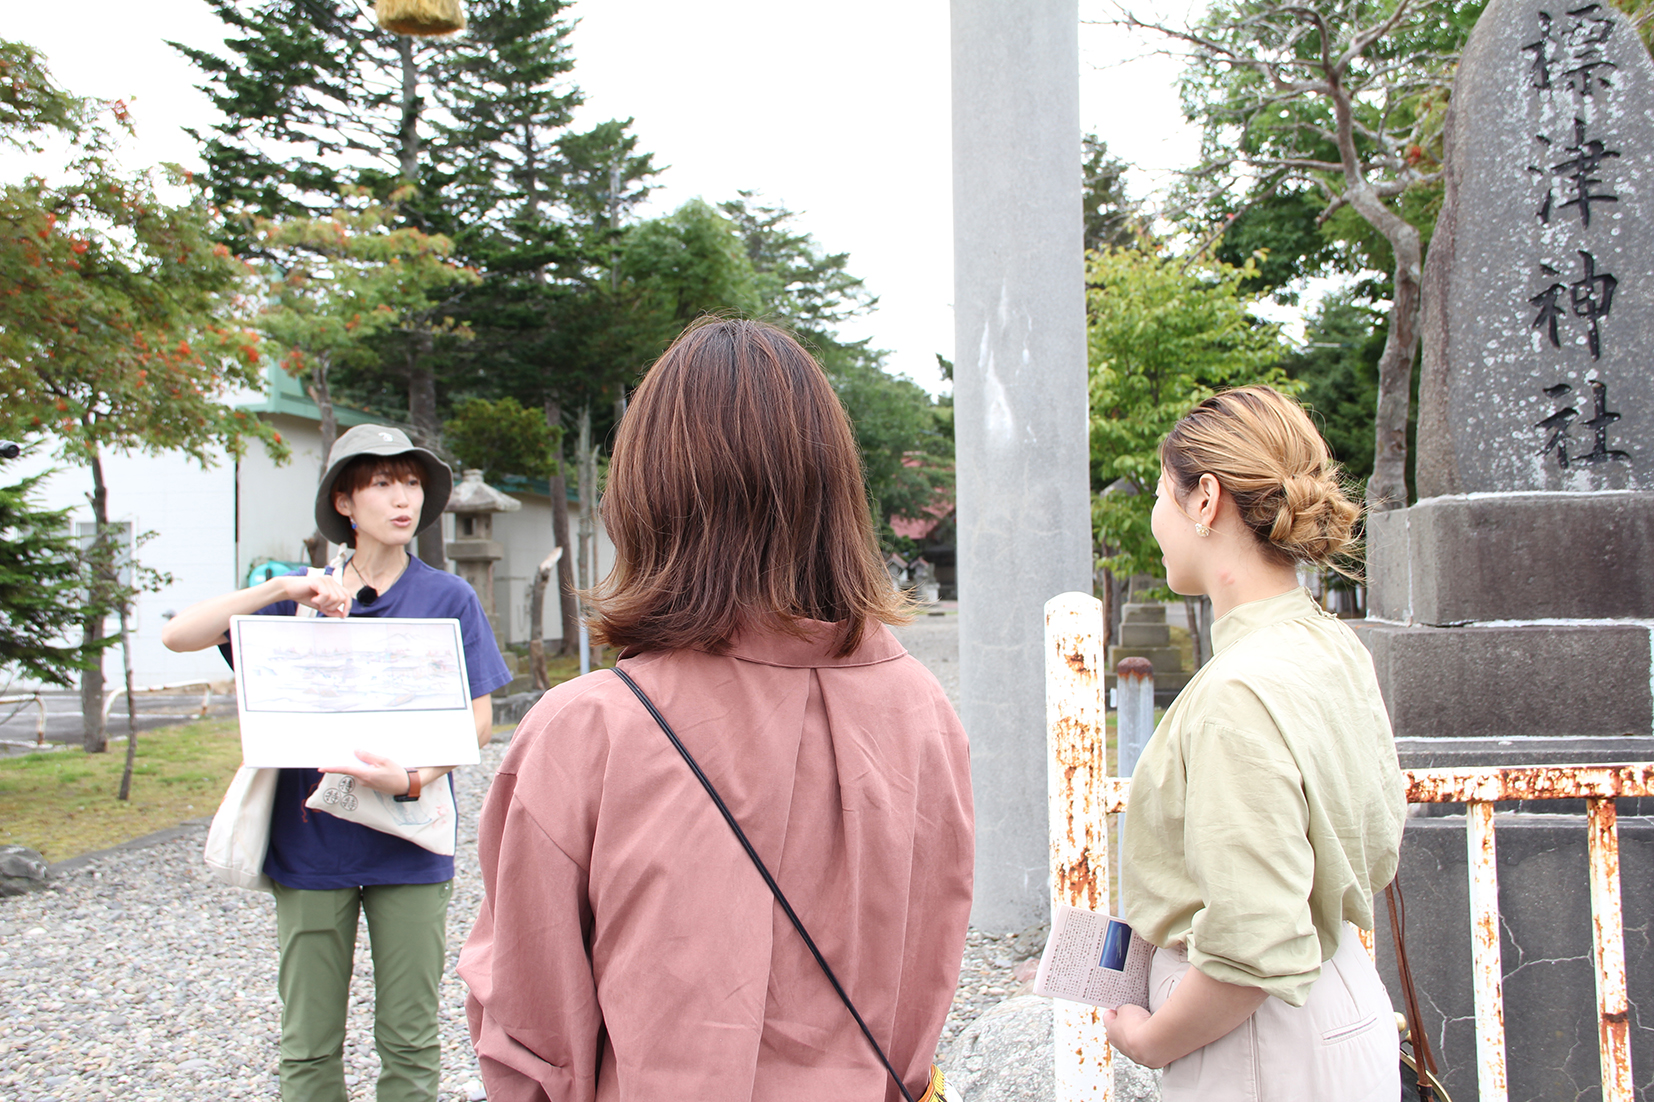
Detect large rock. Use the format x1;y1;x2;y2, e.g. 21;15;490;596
1416;0;1654;497
0;844;49;897
940;995;1160;1102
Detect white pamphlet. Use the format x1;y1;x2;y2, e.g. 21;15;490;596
1033;902;1154;1010
229;615;482;768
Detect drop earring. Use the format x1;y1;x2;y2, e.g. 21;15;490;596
1194;522;1211;538
350;520;357;531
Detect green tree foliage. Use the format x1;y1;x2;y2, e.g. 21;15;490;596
253;190;480;465
444;396;559;482
1087;246;1294;578
0;41;284;748
621;199;761;329
1082;134;1140;253
1279;293;1386;487
0;41;90;143
172;0;451;230
0;471;103;687
1143;0;1483;507
719;194;951;545
432;0;582;256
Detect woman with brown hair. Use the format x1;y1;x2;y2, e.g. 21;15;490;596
458;319;974;1102
1101;386;1406;1100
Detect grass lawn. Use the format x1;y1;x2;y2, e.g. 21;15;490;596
0;717;245;863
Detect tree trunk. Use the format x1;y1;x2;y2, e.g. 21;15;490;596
1367;230;1422;511
528;549;559;691
406;332;446;569
304;357;340;567
1183;596;1203;670
397;37;422;184
546;399;579;655
576;407;600;665
548;472;578;655
80;448;110;753
116;609;137;800
1326;69;1424;512
307;355;339;467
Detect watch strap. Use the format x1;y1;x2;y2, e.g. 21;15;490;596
394;768;421;802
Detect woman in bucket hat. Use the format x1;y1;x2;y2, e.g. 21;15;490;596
164;424;513;1102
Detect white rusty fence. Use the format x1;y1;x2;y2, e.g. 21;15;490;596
1045;591;1645;1102
101;680;219;722
0;692;49;747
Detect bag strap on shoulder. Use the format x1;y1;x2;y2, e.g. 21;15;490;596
1387;880;1442;1101
611;665;919;1102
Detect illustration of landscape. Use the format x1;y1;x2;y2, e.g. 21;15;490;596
236;618;469;713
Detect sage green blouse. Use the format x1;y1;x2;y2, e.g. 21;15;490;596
1120;587;1405;1007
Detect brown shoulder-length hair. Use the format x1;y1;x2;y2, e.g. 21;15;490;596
587;318;911;656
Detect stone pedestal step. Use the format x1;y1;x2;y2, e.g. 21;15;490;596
1119;623;1172;647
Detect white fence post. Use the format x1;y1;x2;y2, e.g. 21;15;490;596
1114;657;1154;778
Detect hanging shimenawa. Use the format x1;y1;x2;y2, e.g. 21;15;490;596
376;0;465;36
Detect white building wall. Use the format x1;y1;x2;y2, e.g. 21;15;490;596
489;492;613;646
4;445;242;689
236;413;330;582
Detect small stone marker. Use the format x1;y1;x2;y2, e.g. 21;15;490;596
1418;0;1654;495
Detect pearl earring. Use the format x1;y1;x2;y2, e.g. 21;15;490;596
1194;522;1211;538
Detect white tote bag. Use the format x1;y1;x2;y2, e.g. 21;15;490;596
202;559;335;892
203;764;279;892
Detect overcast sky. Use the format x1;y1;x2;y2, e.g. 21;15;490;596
4;0;1204;396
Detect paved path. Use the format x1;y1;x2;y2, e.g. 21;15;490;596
890;606;961;710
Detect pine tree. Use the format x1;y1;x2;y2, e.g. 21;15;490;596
0;471;107;688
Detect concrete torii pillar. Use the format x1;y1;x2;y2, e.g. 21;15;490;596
951;0;1093;932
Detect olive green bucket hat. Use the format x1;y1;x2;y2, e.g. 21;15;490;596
314;424;453;545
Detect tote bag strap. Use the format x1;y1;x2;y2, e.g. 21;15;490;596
611;666;918;1102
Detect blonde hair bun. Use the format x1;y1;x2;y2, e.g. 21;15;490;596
1160;386;1360;571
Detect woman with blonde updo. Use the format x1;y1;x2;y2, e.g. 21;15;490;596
1102;386;1406;1100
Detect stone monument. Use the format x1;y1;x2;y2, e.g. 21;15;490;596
952;0;1094;932
1359;2;1654;1095
1105;576;1192;706
1364;0;1654;761
445;469;521;645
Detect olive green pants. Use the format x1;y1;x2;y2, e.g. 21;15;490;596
272;880;453;1102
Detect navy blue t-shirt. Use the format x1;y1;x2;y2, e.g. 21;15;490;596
222;557;513;889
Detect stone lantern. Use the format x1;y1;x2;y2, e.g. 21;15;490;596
445;469;521;643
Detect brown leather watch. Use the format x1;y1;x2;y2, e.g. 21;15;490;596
394;768;421;802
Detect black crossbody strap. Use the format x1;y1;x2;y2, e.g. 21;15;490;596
612;666;917;1102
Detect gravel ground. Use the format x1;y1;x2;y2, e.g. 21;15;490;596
0;742;504;1102
2;611;1035;1100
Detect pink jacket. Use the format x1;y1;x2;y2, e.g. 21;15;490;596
459;620;974;1102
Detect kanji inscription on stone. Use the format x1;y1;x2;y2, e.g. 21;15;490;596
1416;0;1653;495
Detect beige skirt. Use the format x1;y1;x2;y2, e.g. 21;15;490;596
1148;928;1400;1102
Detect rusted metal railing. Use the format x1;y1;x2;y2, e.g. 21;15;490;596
1401;764;1648;1102
1046;591;1645;1102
